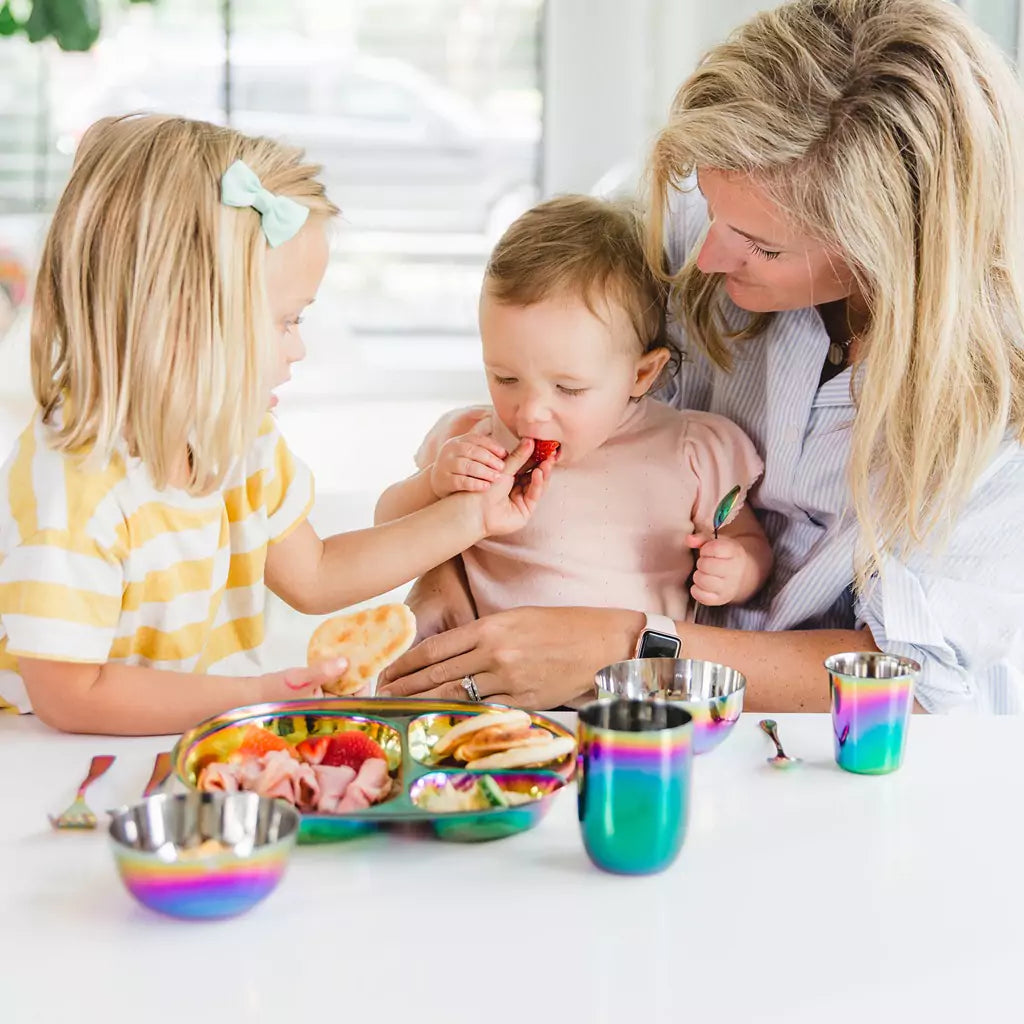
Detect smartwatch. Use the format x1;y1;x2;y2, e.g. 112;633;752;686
634;612;682;660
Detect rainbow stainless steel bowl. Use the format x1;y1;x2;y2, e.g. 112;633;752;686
594;658;746;755
108;791;299;920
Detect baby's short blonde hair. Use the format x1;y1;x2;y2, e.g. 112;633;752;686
485;195;672;362
31;113;338;495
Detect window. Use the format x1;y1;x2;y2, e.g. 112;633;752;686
235;74;312;116
333;79;418;122
0;0;544;403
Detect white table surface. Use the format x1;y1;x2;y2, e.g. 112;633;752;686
1;710;1022;1024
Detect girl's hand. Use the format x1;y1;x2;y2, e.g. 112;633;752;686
685;534;752;605
256;658;349;702
474;439;553;537
430;433;509;497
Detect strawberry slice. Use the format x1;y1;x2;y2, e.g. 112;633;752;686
320;731;386;771
295;736;330;765
515;439;560;485
233;724;294;760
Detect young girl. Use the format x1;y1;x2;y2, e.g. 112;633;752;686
0;114;547;734
376;195;773;677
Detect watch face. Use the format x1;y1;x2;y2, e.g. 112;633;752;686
637;630;681;660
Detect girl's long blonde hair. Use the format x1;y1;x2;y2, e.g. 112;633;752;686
32;113;338;495
645;0;1024;585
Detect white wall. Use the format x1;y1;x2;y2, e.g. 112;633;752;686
959;0;1021;59
542;0;780;195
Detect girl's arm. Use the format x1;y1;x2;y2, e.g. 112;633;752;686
271;495;488;615
18;656;346;736
375;468;438;524
268;440;546;616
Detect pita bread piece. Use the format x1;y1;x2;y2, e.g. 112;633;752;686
307;603;417;696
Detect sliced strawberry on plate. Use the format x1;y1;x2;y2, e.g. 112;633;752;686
233;724;294;760
320;731;387;771
295;736;331;765
514;438;560;485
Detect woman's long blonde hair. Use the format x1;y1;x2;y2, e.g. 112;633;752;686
645;0;1024;585
31;113;338;495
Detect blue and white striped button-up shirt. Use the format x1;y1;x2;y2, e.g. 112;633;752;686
663;185;1024;714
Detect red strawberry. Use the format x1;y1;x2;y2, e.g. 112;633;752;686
320;731;386;771
295;736;330;765
515;439;560;485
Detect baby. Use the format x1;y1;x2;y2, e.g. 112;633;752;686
376;195;772;628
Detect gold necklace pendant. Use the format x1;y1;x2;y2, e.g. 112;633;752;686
828;341;846;366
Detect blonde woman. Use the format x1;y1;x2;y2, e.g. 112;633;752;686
0;114;548;734
380;0;1024;714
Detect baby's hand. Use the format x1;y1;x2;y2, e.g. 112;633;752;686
430;433;509;498
256;658;349;703
685;534;751;606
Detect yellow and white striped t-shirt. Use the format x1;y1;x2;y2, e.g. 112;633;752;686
0;413;313;714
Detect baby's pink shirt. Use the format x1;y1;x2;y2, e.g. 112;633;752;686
415;398;764;620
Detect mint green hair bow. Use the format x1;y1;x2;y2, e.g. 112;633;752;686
220;159;309;247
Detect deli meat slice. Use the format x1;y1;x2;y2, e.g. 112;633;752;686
237;757;265;790
251;749;307;802
312;764;357;814
197;761;241;792
294;762;321;812
338;758;391;812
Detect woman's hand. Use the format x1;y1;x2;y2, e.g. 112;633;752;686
429;432;509;497
377;606;643;709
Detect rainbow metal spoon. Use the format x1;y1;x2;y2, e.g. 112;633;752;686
713;485;742;539
691;485;744;622
759;719;802;769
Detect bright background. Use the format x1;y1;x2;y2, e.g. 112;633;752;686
0;0;1020;667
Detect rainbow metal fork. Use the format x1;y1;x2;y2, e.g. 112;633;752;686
142;751;173;797
48;755;116;830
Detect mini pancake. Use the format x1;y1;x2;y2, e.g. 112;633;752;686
431;709;532;760
452;724;553;763
465;736;577;770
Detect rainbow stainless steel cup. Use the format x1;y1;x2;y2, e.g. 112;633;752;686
576;698;693;875
825;652;920;775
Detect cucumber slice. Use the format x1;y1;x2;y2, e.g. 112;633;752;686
478;775;510;808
